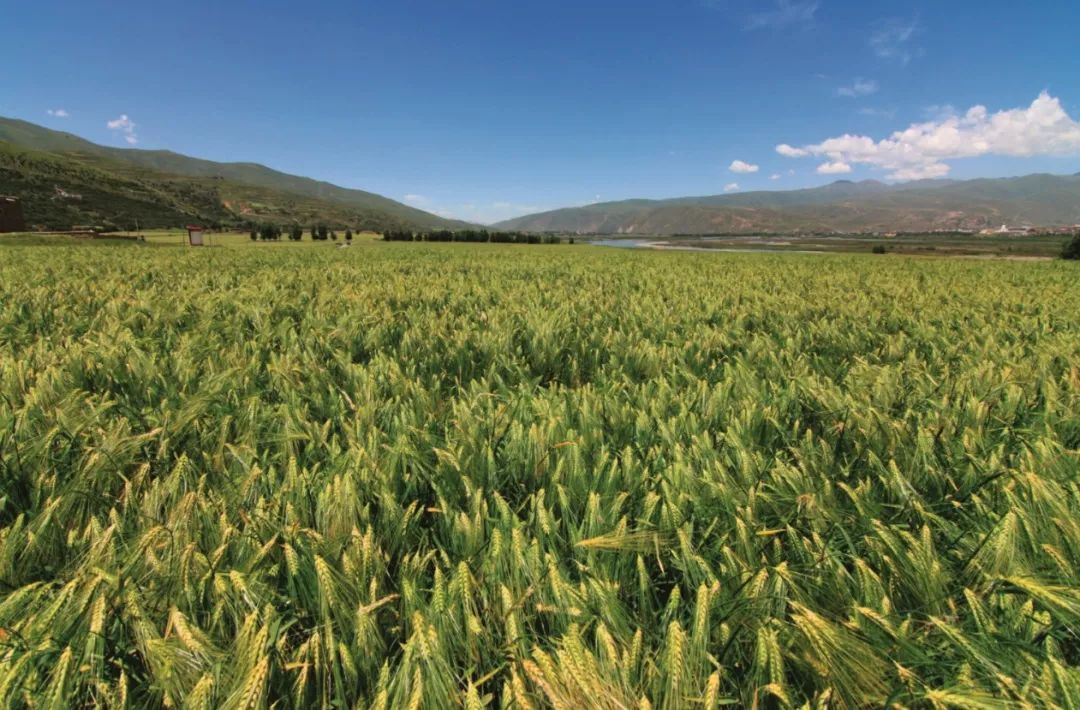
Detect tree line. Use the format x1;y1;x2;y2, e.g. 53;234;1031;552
382;229;569;244
245;225;580;246
249;225;354;242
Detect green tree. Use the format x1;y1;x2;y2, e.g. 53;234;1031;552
259;224;282;241
1062;234;1080;260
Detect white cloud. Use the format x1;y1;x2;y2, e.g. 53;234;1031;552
106;114;138;145
776;143;809;158
399;198;549;224
770;173;782;180
47;109;70;118
455;201;545;224
775;92;1080;181
869;17;919;65
887;163;952;181
729;159;760;173
745;0;818;30
817;161;853;174
723;183;740;192
836;78;879;98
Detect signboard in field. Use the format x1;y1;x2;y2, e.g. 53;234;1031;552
187;226;205;246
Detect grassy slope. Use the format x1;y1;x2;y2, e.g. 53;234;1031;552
0;117;471;230
0;141;232;229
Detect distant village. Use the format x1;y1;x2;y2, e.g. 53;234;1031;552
850;224;1080;238
977;224;1080;236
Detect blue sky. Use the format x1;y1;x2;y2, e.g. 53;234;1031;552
4;0;1080;223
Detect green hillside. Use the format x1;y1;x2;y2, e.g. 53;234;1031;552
495;175;1080;234
0;117;470;231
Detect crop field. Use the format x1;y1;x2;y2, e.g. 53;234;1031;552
0;242;1078;708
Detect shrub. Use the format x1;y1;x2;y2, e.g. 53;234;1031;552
872;245;887;254
1061;234;1080;260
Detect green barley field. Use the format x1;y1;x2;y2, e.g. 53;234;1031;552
1;240;1078;708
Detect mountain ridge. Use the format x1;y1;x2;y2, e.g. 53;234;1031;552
495;174;1080;234
0;116;471;231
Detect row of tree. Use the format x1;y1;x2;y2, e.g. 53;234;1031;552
249;225;355;242
244;225;582;246
309;225;353;241
382;229;569;244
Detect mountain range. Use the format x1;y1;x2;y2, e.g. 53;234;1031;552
495;174;1080;234
4;116;1080;235
0;117;469;231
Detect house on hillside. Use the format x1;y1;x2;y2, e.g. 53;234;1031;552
0;196;26;233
